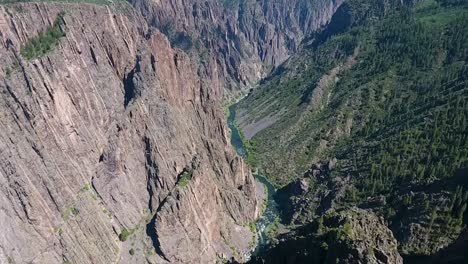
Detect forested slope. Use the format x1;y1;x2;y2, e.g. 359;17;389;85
239;0;468;260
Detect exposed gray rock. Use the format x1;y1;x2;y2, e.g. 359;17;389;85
322;208;403;264
128;0;345;99
248;208;403;264
0;3;260;263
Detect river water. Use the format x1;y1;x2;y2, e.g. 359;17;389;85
227;104;280;256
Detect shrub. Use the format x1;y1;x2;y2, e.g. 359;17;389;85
177;169;193;187
70;207;79;216
21;12;65;60
249;222;256;233
119;229;131;242
171;32;193;51
63;206;79;220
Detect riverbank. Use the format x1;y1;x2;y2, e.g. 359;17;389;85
226;102;282;257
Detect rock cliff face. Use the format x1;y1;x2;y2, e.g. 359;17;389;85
129;0;345;98
249;208;403;264
0;3;260;263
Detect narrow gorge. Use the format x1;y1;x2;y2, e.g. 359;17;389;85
1;0;467;263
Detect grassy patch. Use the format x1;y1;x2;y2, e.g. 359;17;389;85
63;206;79;220
20;11;65;60
266;217;280;242
83;183;91;191
249;222;256;233
119;227;137;242
235;119;257;167
102;208;112;219
177;169;193;187
417;5;468;28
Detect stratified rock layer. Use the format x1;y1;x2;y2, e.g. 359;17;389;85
0;3;259;263
129;0;345;98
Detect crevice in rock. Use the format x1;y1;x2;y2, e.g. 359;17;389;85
303;2;353;49
145;214;170;262
143;136;172;261
144;136;160;211
90;176;104;202
143;155;200;263
90;46;98;64
145;192;174;262
123;69;136;108
150;54;156;72
4;81;31;121
123;56;142;108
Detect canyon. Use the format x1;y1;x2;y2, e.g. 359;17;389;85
1;0;467;263
0;0;344;263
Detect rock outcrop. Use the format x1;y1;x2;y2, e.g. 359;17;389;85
321;208;403;264
129;0;345;98
0;3;260;263
275;161;351;225
248;208;403;264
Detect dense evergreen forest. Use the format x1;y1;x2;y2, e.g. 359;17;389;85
241;0;467;193
239;0;468;258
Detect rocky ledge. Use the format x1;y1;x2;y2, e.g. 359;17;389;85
249;208;402;264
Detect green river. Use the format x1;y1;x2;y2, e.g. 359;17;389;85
227;104;280;256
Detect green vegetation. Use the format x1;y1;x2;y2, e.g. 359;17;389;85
160;23;194;52
4;59;20;77
102;208;112;219
326;221;353;242
216;257;229;264
119;228;134;242
317;215;325;234
237;121;257;167
222;0;239;10
444;186;468;229
317;215;355;247
342;2;468;195
7;256;15;264
266;217;280;243
63;206;79;220
83;183;91;191
228;244;241;260
260;182;268;213
238;0;468;251
177;169;193;187
238;21;361;184
249;222;256;233
239;0;468;192
70;207;79;215
20;12;65;60
247;222;258;250
118;213;153;242
5;68;12;76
